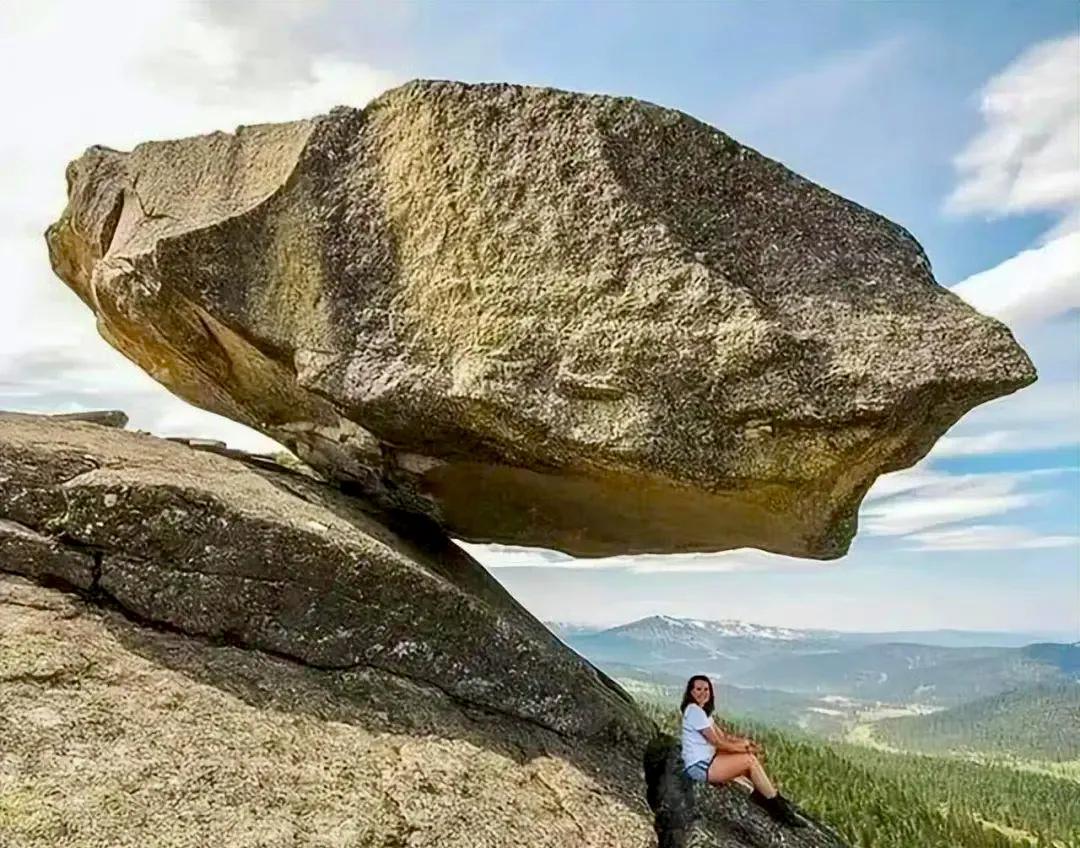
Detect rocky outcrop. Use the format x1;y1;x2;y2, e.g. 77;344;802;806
46;80;1035;560
0;414;848;847
0;573;655;848
0;413;645;742
0;574;850;848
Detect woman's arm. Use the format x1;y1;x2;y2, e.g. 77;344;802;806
718;719;762;750
701;724;755;754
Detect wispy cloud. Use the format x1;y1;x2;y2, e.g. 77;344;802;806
950;231;1080;327
861;469;1069;537
947;33;1080;328
864;468;945;503
735;34;910;135
939;32;1080;479
946;33;1080;225
907;524;1080;552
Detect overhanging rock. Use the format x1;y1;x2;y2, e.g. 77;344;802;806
46;80;1035;558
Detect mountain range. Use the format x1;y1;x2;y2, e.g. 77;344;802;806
551;615;1080;707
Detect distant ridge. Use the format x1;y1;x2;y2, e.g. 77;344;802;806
547;614;1068;649
604;614;814;641
554;614;1079;707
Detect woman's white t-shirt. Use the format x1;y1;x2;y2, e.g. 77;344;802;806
682;703;715;767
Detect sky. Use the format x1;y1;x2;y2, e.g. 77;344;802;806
1;1;1077;637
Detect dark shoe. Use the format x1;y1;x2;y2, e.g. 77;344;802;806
749;789;771;810
765;793;807;828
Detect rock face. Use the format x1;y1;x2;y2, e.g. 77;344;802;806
46;80;1035;558
0;414;849;847
0;413;645;742
0;574;849;848
0;573;655;848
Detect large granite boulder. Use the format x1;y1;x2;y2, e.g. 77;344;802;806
46;80;1035;558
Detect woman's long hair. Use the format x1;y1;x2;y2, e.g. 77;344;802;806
680;674;715;716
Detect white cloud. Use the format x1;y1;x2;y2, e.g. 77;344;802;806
939;32;1080;475
865;492;1039;537
946;34;1080;223
930;428;1074;459
456;541;811;574
950;230;1080;326
860;469;1067;536
946;33;1080;330
864;468;945;503
907;524;1080;552
0;0;398;448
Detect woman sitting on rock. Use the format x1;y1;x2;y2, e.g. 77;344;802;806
681;674;804;827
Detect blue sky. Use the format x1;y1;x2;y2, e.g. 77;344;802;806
1;1;1077;635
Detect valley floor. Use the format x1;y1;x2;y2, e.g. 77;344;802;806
846;719;1080;784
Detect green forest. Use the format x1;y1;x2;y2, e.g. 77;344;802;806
642;700;1080;848
875;683;1080;762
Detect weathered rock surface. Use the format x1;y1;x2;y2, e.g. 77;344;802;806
46;79;1035;558
0;574;654;848
0;413;646;742
0;416;848;847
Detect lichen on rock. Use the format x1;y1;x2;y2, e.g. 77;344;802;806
0;413;645;743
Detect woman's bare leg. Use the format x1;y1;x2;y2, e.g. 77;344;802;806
707;753;777;797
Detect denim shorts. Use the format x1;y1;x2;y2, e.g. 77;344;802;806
684;758;712;783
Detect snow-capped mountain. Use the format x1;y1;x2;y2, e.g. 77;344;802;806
607;614;820;642
543;621;604;639
559;615;845;679
557;614;1078;706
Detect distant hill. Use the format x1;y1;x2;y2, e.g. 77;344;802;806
843;629;1076;648
729;642;1079;705
558;615;1079;707
562;614;848;680
874;681;1080;761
